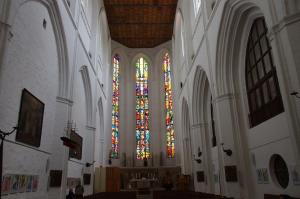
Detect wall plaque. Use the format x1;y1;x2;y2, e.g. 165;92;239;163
225;165;238;182
196;171;205;182
83;173;91;185
49;170;62;187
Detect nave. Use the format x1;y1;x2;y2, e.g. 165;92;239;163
0;0;300;199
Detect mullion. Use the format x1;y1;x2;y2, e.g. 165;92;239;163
251;36;263;108
255;22;269;106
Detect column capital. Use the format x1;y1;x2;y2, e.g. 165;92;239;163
214;93;235;103
56;96;73;106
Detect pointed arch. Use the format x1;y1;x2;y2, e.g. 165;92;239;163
80;66;93;126
13;0;70;98
98;97;104;164
215;1;264;96
182;97;192;174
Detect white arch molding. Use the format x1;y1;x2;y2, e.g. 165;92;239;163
98;98;105;165
215;1;266;198
181;98;193;175
191;67;221;193
80;65;93;127
0;0;70;99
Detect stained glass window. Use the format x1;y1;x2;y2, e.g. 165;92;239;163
136;57;150;160
111;55;120;158
163;53;175;158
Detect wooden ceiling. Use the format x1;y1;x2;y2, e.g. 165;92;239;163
104;0;178;48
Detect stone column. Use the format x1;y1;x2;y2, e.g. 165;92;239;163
48;97;72;199
214;94;241;198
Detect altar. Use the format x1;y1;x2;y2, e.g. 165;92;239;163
119;166;181;191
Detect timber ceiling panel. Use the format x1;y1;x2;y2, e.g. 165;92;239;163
104;0;177;48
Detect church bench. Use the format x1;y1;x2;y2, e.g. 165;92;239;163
153;191;234;199
264;194;300;199
84;191;137;199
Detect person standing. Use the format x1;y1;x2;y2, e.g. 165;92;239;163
66;189;75;199
75;182;84;199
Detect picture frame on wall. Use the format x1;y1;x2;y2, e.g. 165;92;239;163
16;89;45;147
26;176;33;192
2;174;12;195
69;130;83;160
18;175;27;193
10;175;19;193
32;175;39;192
196;171;205;182
256;168;269;184
225;165;238;182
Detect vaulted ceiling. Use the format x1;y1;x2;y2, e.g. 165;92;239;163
104;0;178;48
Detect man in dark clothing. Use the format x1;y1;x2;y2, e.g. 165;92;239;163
66;189;75;199
75;182;84;199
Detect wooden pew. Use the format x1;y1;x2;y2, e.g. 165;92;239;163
153;190;234;199
264;194;300;199
84;191;137;199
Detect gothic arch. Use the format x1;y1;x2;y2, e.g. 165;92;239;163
215;0;264;96
181;97;192;175
98;97;104;164
192;67;212;125
214;1;265;197
191;66;218;192
11;0;70;99
131;53;152;81
80;66;93;127
131;53;152;68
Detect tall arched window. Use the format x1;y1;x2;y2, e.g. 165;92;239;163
136;57;150;159
163;53;175;158
111;55;120;158
245;18;284;127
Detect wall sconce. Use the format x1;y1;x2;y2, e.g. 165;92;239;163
194;147;202;164
221;143;232;157
290;91;300;99
85;161;95;167
0;126;18;142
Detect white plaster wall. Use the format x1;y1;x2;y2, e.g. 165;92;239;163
0;1;59;198
0;0;111;198
173;0;300;198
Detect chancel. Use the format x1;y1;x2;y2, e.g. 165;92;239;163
0;0;300;199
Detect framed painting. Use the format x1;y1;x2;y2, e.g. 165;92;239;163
26;176;33;192
69;130;82;160
16;89;45;147
10;175;19;193
32;175;39;192
2;174;12;195
18;175;27;193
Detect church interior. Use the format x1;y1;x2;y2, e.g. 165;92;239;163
0;0;300;199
